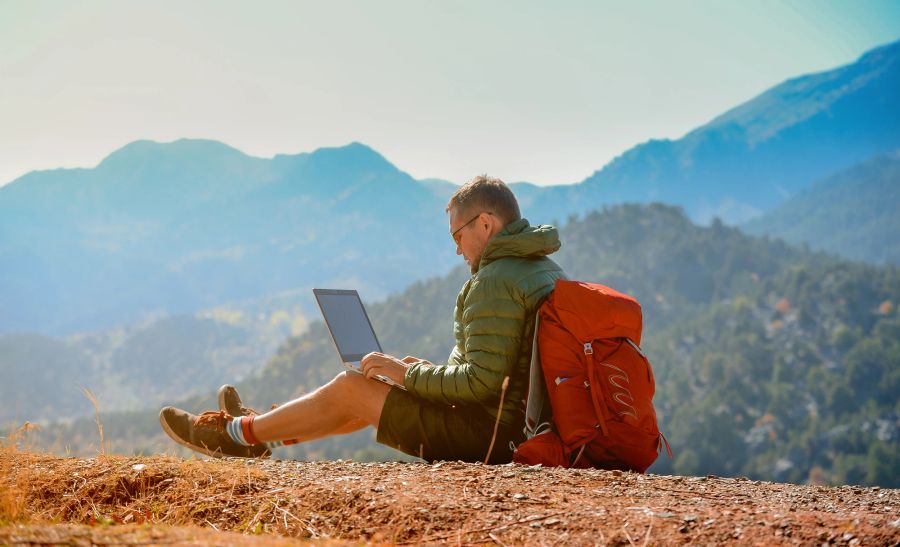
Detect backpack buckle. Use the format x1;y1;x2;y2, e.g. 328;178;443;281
583;342;593;355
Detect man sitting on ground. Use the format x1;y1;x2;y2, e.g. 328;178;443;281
159;175;566;463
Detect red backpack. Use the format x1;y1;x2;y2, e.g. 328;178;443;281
513;279;670;472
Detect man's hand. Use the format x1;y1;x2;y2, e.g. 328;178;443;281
360;352;411;385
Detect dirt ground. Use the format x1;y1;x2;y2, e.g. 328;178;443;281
1;450;898;546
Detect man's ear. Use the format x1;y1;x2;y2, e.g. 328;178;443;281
483;212;503;237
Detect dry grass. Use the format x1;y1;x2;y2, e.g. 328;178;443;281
79;386;106;455
0;422;41;523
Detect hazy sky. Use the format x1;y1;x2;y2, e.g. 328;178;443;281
2;1;899;187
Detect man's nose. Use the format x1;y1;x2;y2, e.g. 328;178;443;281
455;244;463;256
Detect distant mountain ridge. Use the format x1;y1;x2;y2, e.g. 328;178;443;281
743;150;900;264
536;39;900;224
2;40;899;335
0;140;455;334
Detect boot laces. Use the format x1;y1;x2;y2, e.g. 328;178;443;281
195;410;233;431
241;405;262;416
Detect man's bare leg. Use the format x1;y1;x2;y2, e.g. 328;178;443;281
251;371;391;444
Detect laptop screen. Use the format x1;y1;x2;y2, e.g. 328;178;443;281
313;289;382;362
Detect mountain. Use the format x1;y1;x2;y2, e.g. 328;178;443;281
3;40;900;336
0;140;457;335
532;40;900;224
32;204;900;486
416;178;458;202
742;150;900;264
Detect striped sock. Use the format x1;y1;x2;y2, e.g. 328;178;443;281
225;415;293;450
226;416;253;446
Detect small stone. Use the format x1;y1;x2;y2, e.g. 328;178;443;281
683;515;697;523
131;464;146;472
513;493;526;500
530;521;543;528
655;512;674;518
501;472;516;478
611;470;623;476
890;519;900;528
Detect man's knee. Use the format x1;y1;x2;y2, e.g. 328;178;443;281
328;370;392;422
331;370;373;391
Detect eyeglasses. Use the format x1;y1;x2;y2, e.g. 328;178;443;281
451;212;487;246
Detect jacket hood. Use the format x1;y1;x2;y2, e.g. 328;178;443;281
477;219;561;272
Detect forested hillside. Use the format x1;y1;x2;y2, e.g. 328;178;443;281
31;204;899;486
0;309;292;424
744;150;900;264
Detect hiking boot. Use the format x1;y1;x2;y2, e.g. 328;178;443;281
159;407;271;459
217;384;261;417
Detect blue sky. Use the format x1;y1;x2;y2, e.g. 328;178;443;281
1;0;899;187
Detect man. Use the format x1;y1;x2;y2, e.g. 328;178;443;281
159;175;566;463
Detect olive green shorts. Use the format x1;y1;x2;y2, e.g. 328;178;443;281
376;387;525;464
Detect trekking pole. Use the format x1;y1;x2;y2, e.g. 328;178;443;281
484;376;510;464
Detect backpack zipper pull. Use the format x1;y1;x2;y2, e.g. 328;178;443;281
583;342;593;355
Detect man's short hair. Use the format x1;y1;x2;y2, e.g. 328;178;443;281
446;175;521;225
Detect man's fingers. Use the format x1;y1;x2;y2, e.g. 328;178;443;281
361;360;383;379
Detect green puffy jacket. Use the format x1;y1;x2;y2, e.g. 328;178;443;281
404;218;566;426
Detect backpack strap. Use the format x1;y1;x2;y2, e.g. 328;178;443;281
523;312;553;439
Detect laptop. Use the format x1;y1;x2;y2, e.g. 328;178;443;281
312;288;406;390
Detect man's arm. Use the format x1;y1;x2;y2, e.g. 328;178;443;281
404;289;526;405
